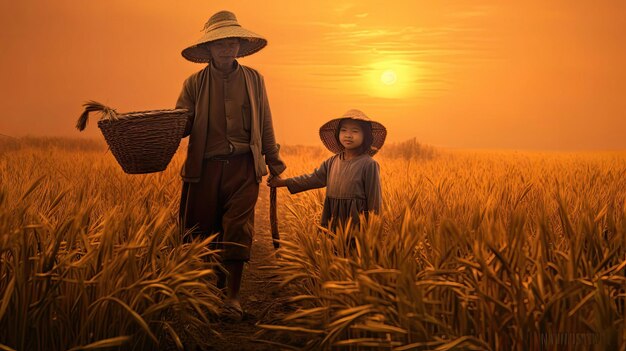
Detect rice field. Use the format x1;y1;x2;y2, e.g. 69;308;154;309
1;137;625;350
265;144;626;350
0;138;222;350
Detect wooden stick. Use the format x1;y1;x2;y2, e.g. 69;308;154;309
270;144;281;249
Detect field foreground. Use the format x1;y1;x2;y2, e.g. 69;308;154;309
0;137;625;350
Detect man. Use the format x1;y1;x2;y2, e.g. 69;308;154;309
177;10;286;320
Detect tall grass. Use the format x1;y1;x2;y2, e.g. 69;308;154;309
262;148;626;350
0;138;221;350
3;138;625;350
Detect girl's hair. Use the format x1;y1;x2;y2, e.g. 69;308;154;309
335;119;374;155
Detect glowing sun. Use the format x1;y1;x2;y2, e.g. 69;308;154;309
381;70;397;85
365;61;416;98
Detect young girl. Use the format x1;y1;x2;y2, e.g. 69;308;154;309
268;109;386;231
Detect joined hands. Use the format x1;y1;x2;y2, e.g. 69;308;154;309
267;175;287;188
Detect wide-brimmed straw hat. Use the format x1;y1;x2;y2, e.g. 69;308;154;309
319;109;387;156
182;10;267;63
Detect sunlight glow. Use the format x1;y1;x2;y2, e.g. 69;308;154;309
381;70;397;85
365;60;418;99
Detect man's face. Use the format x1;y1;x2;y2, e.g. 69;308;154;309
209;38;240;67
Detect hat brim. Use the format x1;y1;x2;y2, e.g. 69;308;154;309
319;117;387;156
182;26;267;63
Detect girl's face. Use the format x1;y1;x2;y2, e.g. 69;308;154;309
338;120;364;151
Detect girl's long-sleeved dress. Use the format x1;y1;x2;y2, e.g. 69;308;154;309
285;152;382;229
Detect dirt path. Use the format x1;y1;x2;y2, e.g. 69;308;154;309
196;184;300;351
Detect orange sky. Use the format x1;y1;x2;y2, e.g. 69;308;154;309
1;1;625;150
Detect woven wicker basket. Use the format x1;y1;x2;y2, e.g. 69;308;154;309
77;101;189;174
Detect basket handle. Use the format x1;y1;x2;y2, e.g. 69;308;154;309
76;101;118;131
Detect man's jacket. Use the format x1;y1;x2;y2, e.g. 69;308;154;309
176;64;286;183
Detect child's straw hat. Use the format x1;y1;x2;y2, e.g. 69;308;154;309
319;109;387;156
182;10;267;63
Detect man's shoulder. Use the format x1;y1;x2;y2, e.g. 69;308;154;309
182;65;209;85
240;65;263;79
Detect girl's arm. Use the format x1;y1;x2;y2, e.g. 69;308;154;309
268;158;331;194
364;160;382;214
